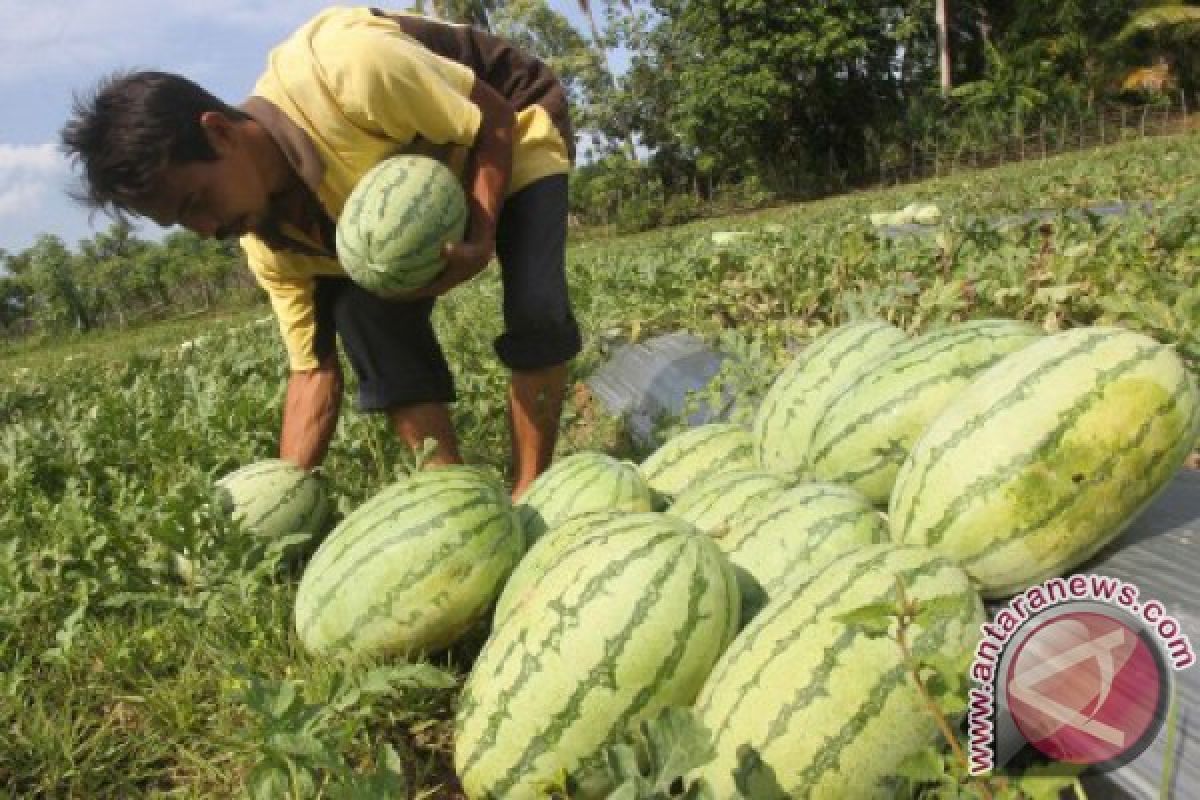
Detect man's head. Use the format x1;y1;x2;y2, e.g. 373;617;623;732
61;71;275;239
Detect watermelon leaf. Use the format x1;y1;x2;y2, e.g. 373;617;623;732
328;742;409;800
893;747;947;783
834;600;901;637
1008;762;1085;800
730;744;788;800
579;707;717;798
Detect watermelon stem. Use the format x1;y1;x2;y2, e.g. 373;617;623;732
893;576;1004;800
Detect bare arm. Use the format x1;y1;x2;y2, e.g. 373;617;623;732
279;355;343;469
406;77;515;298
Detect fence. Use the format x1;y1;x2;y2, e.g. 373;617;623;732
877;91;1198;186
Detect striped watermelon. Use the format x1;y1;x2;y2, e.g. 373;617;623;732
492;509;629;626
809;319;1041;505
294;467;523;660
892;326;1200;597
335;155;468;297
667;469;793;537
692;544;985;799
753;320;907;475
639;423;756;508
516;452;654;544
720;483;890;622
455;513;740;799
214;458;330;538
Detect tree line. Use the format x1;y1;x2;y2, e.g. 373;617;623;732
4;0;1198;340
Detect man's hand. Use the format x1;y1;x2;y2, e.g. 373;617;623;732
389;77;512;302
401;236;495;299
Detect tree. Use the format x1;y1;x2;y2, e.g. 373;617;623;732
1118;2;1200;92
640;0;914;192
490;0;609;128
413;0;502;29
937;0;952;94
76;219;152;327
8;235;93;332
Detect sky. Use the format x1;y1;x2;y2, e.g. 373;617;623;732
0;0;598;256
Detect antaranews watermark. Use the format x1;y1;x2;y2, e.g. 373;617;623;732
967;573;1194;776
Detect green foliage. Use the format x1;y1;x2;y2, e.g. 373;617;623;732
836;579;1088;800
572;707;718;799
234;664;454;798
0;226;252;343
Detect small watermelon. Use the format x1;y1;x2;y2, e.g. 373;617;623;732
214;458;330;539
335;155;468;297
753;320;907;476
639;423;756;507
516;452;654;544
294;467;523;660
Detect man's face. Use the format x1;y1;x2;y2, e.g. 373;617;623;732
137;112;271;239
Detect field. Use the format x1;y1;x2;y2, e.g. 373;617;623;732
2;132;1198;797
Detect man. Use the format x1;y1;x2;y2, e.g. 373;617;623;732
61;8;581;499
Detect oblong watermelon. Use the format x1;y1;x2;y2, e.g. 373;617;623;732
516;452;654;544
891;326;1200;597
692;544;985;799
456;512;740;799
722;482;890;622
753;320;907;475
214;458;331;538
667;469;793;537
335;155;468;297
639;423;756;507
491;509;630;626
294;467;523;660
809;318;1041;505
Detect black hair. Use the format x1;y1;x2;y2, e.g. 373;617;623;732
60;70;249;217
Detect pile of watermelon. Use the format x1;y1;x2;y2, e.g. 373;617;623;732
215;319;1198;798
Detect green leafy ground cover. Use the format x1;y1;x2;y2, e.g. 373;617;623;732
1;133;1197;797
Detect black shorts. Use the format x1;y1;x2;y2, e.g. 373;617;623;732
313;173;581;412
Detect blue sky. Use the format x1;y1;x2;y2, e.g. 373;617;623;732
0;1;599;255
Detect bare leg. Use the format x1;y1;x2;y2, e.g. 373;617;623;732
387;403;462;467
509;363;568;500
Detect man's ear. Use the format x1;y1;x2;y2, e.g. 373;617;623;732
199;111;238;153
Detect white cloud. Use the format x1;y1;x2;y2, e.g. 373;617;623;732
0;143;67;219
0;181;48;217
0;1;334;83
0;143;62;172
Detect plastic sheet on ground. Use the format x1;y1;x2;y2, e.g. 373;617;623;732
585;331;733;447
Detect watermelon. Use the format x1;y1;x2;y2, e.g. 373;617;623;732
455;513;740;799
294;467;523;660
335;155;468;297
639;423;756;507
809;319;1041;505
516;452;654;544
720;483;890;622
667;469;793;537
892;326;1200;597
692;544;985;799
753;320;907;475
214;458;330;538
492;509;630;626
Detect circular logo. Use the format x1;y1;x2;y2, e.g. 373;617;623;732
1004;611;1167;766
